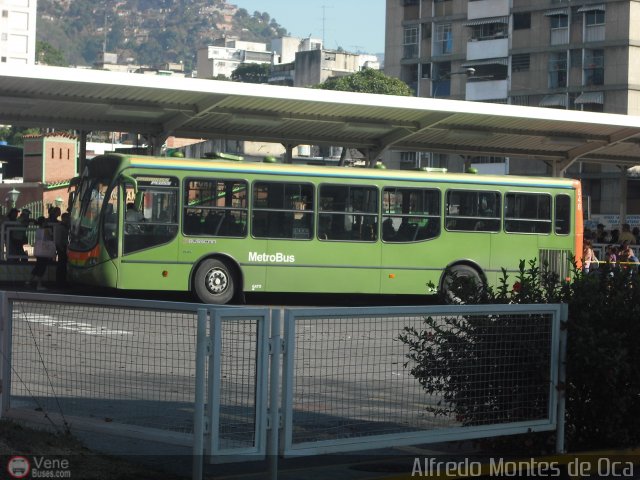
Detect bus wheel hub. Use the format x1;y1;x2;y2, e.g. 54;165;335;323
206;268;227;294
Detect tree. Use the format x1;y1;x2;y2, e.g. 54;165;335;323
316;69;414;166
231;63;271;84
36;40;67;66
317;68;413;96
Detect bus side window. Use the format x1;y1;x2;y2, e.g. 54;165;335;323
252;182;313;240
555;194;571;235
382;187;441;242
319;184;378;242
504;192;552;234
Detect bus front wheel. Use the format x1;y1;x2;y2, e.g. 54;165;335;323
194;258;236;304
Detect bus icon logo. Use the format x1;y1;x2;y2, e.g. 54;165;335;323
7;456;30;478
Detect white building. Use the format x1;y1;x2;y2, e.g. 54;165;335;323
0;0;37;65
196;38;272;79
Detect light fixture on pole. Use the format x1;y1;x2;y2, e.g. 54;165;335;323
7;188;20;208
432;67;476;98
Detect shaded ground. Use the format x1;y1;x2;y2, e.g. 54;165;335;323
0;419;188;480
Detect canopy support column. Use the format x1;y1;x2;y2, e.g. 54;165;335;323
78;130;88;173
282;144;295;164
619;166;628;225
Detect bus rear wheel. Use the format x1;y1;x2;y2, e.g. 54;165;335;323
194;258;236;304
441;264;483;303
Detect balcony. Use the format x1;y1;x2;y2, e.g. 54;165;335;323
584;24;605;43
550;27;569;45
466;79;508;101
467;37;508;60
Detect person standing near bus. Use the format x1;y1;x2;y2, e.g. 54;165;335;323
54;212;70;286
582;239;598;274
619;223;635;244
27;216;55;291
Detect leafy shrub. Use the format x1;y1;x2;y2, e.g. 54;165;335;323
399;260;640;451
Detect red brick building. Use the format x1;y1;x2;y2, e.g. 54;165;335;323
1;132;78;215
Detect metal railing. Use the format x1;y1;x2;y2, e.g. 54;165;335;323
0;292;568;480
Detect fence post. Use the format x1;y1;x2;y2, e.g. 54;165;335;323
268;308;281;480
555;303;568;454
192;308;208;480
0;291;11;416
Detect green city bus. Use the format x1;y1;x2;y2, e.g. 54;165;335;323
67;153;584;304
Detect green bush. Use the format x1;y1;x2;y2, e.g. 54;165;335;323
399;260;640;452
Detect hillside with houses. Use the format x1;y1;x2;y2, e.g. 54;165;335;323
36;0;289;72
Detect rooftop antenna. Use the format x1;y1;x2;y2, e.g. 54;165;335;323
321;5;333;48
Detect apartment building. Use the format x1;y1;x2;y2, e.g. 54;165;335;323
196;38;272;79
384;0;640;217
0;0;37;65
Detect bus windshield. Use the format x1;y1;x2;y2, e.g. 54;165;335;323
69;177;111;251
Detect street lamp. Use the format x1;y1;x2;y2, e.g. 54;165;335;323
7;188;20;208
432;67;476;98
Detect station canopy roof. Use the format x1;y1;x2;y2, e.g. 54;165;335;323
1;64;640;169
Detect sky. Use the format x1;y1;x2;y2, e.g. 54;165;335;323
233;0;386;54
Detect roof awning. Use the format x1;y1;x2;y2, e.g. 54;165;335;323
464;16;509;26
577;4;605;12
575;91;604;105
462;57;509;67
539;94;568;108
544;8;569;16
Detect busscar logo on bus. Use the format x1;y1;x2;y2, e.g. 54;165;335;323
248;252;295;263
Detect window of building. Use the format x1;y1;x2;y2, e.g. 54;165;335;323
445;190;501;232
550;14;568;29
431;61;451;97
584;49;604;86
184;179;248;237
548;52;567;88
513;12;531;30
512;54;530;72
470;22;508;41
555;195;571;235
585;10;605;26
434;23;452;55
504;193;552;234
252;182;313;240
421;63;431;79
434;0;453;16
403;27;418;59
318;185;378;242
382;188;440;242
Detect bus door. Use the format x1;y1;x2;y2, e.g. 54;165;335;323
380;187;443;295
118;177;181;291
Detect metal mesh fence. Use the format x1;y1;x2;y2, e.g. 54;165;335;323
217;318;260;449
10;299;202;434
285;307;556;448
